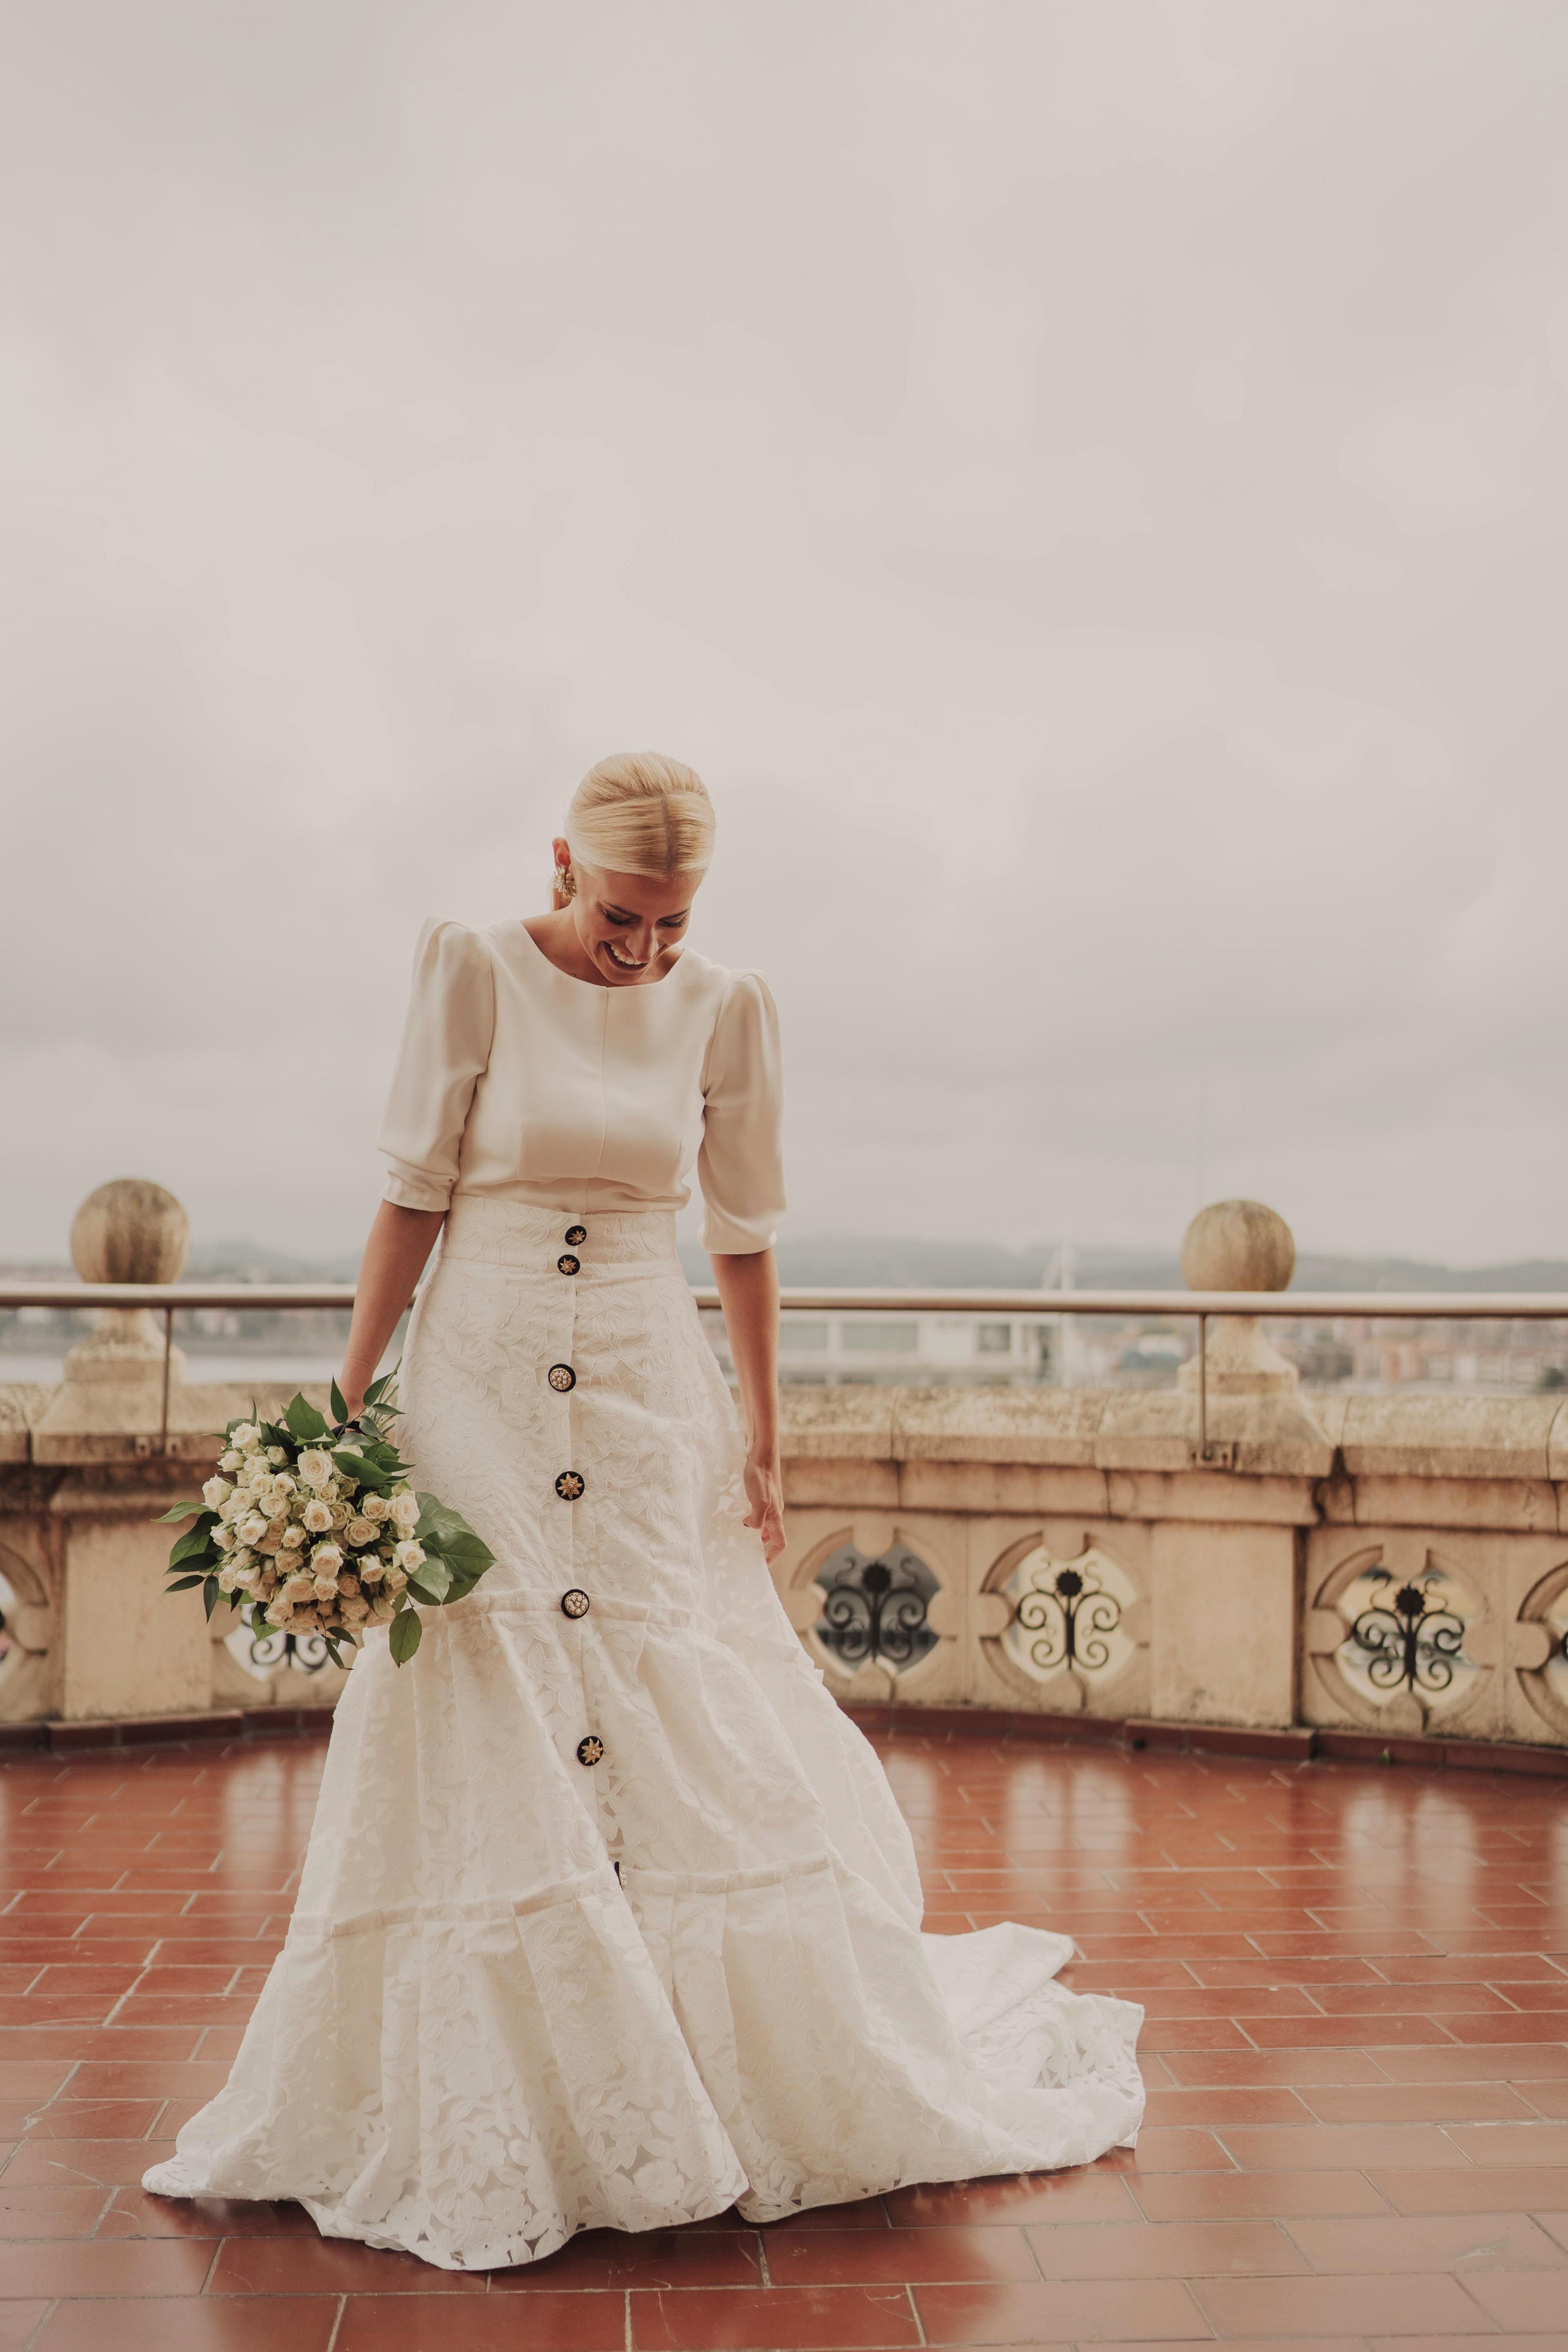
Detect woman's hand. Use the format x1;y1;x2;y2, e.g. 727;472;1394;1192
336;1203;446;1434
711;1250;783;1565
743;1450;785;1565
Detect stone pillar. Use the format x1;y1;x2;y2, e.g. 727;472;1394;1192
31;1181;215;1719
1178;1197;1298;1401
35;1180;190;1458
1148;1199;1316;1727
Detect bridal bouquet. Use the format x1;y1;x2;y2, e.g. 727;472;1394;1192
156;1372;494;1668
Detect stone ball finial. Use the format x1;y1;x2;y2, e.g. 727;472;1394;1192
70;1179;190;1287
1181;1198;1295;1294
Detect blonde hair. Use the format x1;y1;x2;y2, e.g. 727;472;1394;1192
555;753;715;906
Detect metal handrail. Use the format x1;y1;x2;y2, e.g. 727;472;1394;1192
7;1281;1568;1317
6;1281;1568;1465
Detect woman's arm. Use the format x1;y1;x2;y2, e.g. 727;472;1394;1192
711;1247;784;1564
338;1202;447;1422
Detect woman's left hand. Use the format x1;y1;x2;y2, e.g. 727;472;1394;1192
742;1452;785;1565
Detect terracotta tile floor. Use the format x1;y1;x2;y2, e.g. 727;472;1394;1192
0;1730;1565;2347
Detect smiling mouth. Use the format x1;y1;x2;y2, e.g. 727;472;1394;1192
604;943;647;970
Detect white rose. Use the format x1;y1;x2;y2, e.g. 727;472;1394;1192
302;1499;333;1534
230;1549;255;1573
312;1542;344;1575
212;1524;236;1553
387;1568;408;1596
266;1445;286;1465
362;1493;390;1522
345;1516;377;1548
202;1476;232;1508
271;1472;297;1498
238;1514;270;1547
281;1524;306;1549
340;1596;369;1622
282;1572;315;1603
219;1449;242;1474
297;1449;333;1489
312;1573;339;1601
337;1571;360;1596
292;1607;321;1633
392;1539;425;1572
258;1526;283;1555
232;1564;257;1592
390;1490;420;1531
216;1565;239;1593
370;1594;397;1623
218;1492;248;1522
265;1599;292;1627
358;1558;384;1584
232;1423;260;1452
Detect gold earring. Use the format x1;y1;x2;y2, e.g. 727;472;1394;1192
555;860;575;903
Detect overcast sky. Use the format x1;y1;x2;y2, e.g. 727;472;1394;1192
3;0;1565;1267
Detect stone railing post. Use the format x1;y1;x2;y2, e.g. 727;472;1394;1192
1136;1199;1321;1726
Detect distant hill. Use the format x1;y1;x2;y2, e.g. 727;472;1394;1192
679;1234;1568;1294
11;1232;1566;1297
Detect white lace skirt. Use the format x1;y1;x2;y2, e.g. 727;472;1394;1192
143;1198;1144;2270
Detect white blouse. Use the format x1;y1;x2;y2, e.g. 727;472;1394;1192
378;918;785;1254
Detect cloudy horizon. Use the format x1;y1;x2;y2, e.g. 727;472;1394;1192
4;1;1566;1270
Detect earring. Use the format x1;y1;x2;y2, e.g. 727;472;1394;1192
554;860;575;903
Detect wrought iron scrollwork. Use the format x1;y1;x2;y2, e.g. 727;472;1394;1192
815;1544;938;1673
248;1625;332;1676
1011;1558;1122;1674
1346;1573;1467;1696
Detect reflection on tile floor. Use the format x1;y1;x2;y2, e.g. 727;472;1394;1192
0;1729;1564;2346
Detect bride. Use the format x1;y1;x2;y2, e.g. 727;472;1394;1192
145;753;1144;2269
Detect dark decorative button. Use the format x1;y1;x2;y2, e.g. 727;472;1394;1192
557;1253;580;1277
554;1470;585;1501
548;1363;576;1393
560;1588;590;1619
564;1224;587;1247
576;1734;604;1767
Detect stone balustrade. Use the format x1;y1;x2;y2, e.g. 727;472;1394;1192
772;1381;1568;1761
3;1182;1567;1769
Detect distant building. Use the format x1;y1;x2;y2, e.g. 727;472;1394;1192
704;1309;1057;1387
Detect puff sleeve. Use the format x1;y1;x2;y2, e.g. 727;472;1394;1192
377;918;496;1212
697;970;786;1254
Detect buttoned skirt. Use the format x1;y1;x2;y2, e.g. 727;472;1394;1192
143;1198;1144;2269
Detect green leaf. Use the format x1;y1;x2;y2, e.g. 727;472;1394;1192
169;1524;216;1569
434;1526;494;1581
413;1493;470;1551
322;1636;345;1671
406;1558;453;1605
165;1573;207;1592
332;1448;389;1491
283;1393;329;1442
364;1368;399;1408
153;1501;209;1524
387;1608;422;1666
330;1378;348;1426
202;1576;223;1621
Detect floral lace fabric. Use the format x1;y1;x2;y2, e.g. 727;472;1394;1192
144;1199;1144;2269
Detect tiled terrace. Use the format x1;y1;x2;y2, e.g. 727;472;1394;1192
0;1733;1564;2348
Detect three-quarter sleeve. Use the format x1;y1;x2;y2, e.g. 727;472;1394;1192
377;918;496;1212
697;970;786;1254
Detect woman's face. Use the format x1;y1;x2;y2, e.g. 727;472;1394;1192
556;840;703;985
